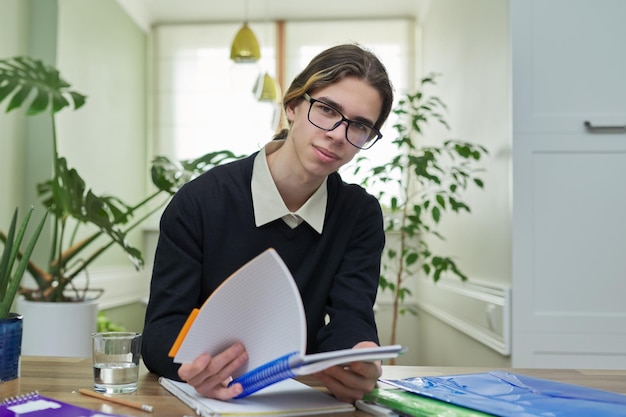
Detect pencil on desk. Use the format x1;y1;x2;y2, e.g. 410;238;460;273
78;388;154;412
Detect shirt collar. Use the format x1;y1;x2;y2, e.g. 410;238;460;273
252;140;327;234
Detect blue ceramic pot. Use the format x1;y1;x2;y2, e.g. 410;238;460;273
0;313;23;382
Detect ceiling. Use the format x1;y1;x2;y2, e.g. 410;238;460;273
116;0;432;29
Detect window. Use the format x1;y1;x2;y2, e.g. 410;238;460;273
154;23;278;160
284;19;414;199
153;19;414;200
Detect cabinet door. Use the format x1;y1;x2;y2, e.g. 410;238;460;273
511;0;626;369
512;0;626;134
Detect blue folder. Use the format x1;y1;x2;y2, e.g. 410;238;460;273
382;371;626;417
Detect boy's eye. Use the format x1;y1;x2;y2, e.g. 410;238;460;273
352;123;368;133
318;103;338;117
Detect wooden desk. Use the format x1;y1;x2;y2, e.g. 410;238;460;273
1;357;625;416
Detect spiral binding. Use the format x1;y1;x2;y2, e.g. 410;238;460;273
1;391;40;406
230;352;299;399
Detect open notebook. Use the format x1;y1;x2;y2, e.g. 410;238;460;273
169;248;404;398
159;377;354;416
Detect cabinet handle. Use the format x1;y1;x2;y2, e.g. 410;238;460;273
584;121;626;133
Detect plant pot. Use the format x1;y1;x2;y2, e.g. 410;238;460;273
16;298;98;357
0;313;23;382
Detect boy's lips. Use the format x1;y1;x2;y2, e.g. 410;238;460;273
313;145;340;162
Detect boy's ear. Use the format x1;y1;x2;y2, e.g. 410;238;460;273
285;96;306;123
285;102;296;122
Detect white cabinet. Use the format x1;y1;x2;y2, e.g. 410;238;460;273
511;0;626;368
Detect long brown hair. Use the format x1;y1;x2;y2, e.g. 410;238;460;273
274;43;394;139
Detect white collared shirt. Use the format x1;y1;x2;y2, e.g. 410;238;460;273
251;140;327;233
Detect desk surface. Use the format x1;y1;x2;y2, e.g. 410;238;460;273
1;357;625;416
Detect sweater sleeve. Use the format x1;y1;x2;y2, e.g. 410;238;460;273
316;191;385;351
141;186;205;380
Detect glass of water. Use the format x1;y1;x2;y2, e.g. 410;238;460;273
92;332;142;394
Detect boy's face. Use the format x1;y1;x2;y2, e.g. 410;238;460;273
286;76;382;180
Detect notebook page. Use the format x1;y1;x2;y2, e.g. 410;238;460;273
294;345;406;375
173;249;307;377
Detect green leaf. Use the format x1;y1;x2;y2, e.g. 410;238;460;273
6;84;32;112
436;194;446;209
69;91;86;109
151;150;243;193
27;88;50;115
0;208;48;318
0;210;19;297
379;276;390;291
432;206;441;223
390;196;398;211
398;287;412;301
0;79;18;105
433;269;442;282
0;56;86;115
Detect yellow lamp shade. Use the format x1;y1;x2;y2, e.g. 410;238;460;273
253;72;281;102
230;23;261;63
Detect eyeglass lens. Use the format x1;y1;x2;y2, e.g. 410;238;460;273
307;100;379;149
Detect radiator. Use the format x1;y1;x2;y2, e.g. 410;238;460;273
415;277;511;356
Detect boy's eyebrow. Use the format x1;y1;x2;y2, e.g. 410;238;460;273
315;95;376;127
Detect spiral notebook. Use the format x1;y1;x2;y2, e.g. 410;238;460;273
168;248;405;398
0;392;129;417
158;376;354;416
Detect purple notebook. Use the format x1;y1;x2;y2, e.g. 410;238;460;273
0;392;128;417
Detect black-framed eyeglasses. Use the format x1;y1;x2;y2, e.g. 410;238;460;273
302;93;382;150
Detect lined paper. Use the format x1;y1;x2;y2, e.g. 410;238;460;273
173;249;307;377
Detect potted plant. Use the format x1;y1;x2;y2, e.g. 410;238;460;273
0;56;241;356
0;207;47;381
352;75;488;359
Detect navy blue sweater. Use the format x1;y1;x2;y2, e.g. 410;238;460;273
142;152;384;380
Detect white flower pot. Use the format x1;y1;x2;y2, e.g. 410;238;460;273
16;298;98;357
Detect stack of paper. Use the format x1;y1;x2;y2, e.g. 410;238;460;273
360;371;626;417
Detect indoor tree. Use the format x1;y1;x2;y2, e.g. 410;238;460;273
353;75;489;349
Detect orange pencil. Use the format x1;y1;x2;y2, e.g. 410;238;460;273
78;388;154;413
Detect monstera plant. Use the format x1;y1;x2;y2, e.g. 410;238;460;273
0;56;241;303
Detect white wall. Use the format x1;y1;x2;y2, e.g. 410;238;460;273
414;0;512;366
0;0;31;225
55;0;148;265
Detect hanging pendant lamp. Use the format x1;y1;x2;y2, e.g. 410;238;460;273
253;72;281;102
230;22;261;63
